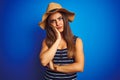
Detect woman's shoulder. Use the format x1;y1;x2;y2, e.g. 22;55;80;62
41;38;47;46
73;35;83;45
76;38;83;49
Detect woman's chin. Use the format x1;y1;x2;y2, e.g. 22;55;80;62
58;29;63;32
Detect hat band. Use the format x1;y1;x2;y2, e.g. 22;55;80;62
49;8;58;12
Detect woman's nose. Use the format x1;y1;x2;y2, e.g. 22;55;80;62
56;20;59;26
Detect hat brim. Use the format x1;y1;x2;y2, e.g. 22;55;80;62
39;8;75;29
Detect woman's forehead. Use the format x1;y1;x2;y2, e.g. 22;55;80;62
49;12;62;20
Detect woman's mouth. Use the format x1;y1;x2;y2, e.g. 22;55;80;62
56;26;62;29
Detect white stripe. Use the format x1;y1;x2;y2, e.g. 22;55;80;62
54;56;68;59
72;78;77;80
55;53;67;56
54;60;73;62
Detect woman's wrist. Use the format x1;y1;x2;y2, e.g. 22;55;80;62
54;66;57;71
56;38;61;42
55;39;61;46
54;64;60;72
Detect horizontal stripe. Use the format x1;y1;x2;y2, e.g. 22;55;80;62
54;56;68;59
54;58;74;61
54;62;74;64
53;60;74;63
55;53;67;56
46;70;76;76
54;58;73;60
56;50;68;53
44;77;77;80
45;73;77;79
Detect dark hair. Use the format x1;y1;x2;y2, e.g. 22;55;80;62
45;12;75;58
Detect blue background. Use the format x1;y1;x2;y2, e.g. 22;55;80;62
0;0;120;80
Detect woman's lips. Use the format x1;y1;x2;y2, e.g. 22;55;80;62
56;26;62;29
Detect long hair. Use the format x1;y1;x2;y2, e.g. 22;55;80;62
45;12;75;58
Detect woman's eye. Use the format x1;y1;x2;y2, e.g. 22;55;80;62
50;20;55;23
58;17;63;20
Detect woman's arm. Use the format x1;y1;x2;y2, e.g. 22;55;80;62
54;38;84;73
40;39;60;66
40;28;61;66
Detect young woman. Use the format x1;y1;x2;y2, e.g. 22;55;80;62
39;2;84;80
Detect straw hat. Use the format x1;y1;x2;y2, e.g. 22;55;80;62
39;2;75;29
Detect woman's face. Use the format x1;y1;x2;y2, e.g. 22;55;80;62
49;12;64;32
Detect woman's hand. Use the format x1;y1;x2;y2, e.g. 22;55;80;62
52;27;61;41
47;61;59;72
47;61;55;70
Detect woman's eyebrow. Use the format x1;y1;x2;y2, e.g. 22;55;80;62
50;19;55;22
57;16;62;19
49;15;62;22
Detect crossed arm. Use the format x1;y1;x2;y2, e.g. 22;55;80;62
55;38;84;73
40;38;84;73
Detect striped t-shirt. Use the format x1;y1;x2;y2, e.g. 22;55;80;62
44;36;78;80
